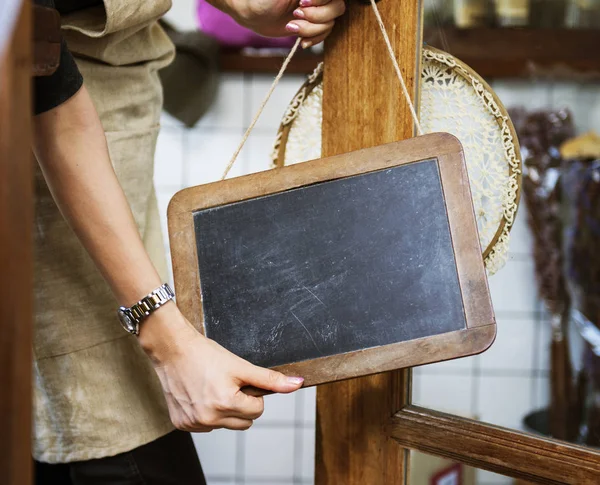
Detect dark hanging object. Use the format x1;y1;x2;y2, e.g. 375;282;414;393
562;157;600;446
509;107;578;442
159;20;220;128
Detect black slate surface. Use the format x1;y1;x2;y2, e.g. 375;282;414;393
193;159;466;368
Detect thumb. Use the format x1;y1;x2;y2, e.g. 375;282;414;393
241;364;304;394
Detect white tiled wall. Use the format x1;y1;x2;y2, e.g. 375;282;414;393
158;3;600;483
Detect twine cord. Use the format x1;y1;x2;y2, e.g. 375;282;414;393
369;0;423;135
221;38;302;180
222;1;422;180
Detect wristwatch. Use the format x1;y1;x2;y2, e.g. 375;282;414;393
117;283;175;336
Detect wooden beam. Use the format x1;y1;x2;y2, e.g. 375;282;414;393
0;1;33;485
315;1;422;484
391;406;600;485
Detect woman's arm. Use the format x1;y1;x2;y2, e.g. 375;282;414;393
32;86;303;432
33;86;162;305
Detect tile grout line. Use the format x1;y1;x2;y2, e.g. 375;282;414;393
293;390;305;483
236;429;246;484
531;300;544;408
253;420;314;428
161;124;278;135
243;72;252;133
418;368;550;378
472;346;481;418
493;310;547;319
240;71;253;175
181;125;190;190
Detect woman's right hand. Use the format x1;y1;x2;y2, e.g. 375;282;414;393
139;302;304;431
220;0;346;48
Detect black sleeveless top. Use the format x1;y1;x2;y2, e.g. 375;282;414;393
33;0;102;114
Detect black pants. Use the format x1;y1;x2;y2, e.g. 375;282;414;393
35;430;206;485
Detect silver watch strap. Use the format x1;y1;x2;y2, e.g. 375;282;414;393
129;283;175;323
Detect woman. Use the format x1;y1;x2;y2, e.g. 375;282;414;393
32;0;345;483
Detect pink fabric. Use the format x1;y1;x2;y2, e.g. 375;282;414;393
196;0;296;48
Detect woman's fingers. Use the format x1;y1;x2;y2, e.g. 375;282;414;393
285;0;345;38
239;363;304;394
230;390;265;420
300;32;329;49
156;327;303;435
215;417;254;431
179;417;253;432
170;409;213;433
293;0;346;24
170;391;262;431
242;385;271;397
286;19;335;38
299;0;333;7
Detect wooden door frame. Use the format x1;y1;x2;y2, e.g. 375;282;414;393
316;1;600;484
0;1;33;485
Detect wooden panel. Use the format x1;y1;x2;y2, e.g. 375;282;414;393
315;0;422;483
0;2;33;485
392;406;600;485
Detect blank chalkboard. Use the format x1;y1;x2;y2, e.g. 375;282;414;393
168;134;495;385
193;159;465;368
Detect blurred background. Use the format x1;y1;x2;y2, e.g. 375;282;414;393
155;1;600;483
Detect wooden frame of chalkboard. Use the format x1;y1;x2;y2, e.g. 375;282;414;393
168;133;496;386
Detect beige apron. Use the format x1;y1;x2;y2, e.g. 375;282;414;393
33;0;176;463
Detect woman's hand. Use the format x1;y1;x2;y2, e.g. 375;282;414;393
139;303;304;431
220;0;346;48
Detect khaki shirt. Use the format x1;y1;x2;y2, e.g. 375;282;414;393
33;0;176;463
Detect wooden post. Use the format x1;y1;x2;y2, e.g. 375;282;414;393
0;2;33;485
316;1;423;484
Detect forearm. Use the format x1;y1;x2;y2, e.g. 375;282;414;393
32;85;162;307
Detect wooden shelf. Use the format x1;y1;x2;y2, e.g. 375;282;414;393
220;48;322;74
424;27;600;79
219;28;600;79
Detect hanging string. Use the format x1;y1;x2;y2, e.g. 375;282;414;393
221;37;302;180
430;0;451;53
369;0;423;135
222;2;423;179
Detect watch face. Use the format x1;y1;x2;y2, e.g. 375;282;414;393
118;307;136;334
